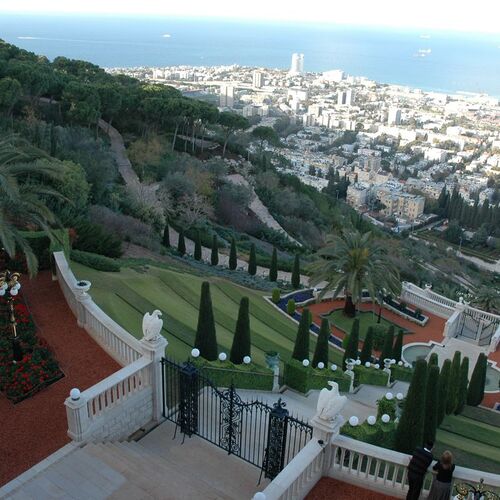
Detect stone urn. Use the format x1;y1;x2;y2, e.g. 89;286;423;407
265;351;280;370
74;280;91;301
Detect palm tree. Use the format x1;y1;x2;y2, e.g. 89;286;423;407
310;230;400;317
0;137;64;275
472;286;500;314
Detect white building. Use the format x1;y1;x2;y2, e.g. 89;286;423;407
337;90;354;106
424;148;448;162
322;69;345;82
388;107;402;125
347;183;370;208
252;71;263;88
289;53;304;75
219;85;235;108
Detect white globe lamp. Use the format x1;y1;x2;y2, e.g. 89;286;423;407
349;416;359;427
381;414;390;423
191;348;200;358
302;359;310;367
70;388;81;401
243;355;251;364
218;352;227;362
367;415;376;426
317;362;325;370
331;364;337;371
385;392;394;400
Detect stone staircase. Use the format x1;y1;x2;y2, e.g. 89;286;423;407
2;422;265;499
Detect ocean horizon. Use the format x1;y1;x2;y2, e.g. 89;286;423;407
1;14;499;97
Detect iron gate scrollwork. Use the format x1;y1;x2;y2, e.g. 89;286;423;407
161;357;312;475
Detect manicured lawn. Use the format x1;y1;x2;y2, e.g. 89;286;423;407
440;414;500;448
70;261;344;369
324;309;408;340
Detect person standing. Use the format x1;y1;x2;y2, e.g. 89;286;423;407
428;451;455;500
406;441;434;500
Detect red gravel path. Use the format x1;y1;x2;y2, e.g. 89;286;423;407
306;477;398;500
0;271;120;486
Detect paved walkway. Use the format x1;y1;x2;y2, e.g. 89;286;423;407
0;272;120;486
307;477;398;500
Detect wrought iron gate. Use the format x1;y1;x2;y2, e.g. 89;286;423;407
161;357;312;479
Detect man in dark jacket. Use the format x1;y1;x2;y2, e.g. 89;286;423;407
406;441;434;500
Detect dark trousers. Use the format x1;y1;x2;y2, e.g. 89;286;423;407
407;472;425;500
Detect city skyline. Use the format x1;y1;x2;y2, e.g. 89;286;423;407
2;0;500;34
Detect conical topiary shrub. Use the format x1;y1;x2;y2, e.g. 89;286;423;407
248;243;257;276
269;247;278;282
312;317;329;368
291;254;300;289
229;237;237;270
423;363;439;444
177;229;186;256
393;330;403;363
162;222;170;248
467;353;488;407
343;318;360;367
194;230;202;261
359;326;374;364
211;235;219;266
292;309;311;362
437;359;451;426
194;281;218;361
230;297;251;364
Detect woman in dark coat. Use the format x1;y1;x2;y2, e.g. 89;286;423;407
428;451;455;500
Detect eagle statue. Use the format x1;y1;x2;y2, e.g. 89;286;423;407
316;381;347;422
142;310;163;342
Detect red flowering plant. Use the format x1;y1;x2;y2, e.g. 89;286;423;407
0;295;63;403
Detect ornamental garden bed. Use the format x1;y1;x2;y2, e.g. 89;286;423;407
383;296;429;326
0;296;64;404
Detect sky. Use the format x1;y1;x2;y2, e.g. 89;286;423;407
1;0;500;34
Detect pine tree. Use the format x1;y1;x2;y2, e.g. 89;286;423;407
269;247;278;282
343;319;360;367
194;230;202;261
291;254;300;289
312;317;329;368
248;243;257;276
229;237;237;270
428;352;439;366
393;330;403;363
467;353;487;407
394;359;428;454
437;359;451;426
194;282;218;361
455;357;469;414
423;364;439;444
211;235;218;266
359;326;374;364
230;297;251;364
292;308;311;362
446;351;461;415
162;222;170;248
177;229;186;256
379;325;395;362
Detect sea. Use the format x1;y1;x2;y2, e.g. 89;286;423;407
1;14;500;97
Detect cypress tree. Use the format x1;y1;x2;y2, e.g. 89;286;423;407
194;230;202;261
423;364;440;444
292;308;311;362
312;317;329;368
467;353;488;406
359;326;374;364
446;351;461;415
291;254;300;289
162;222;170;248
49;123;58;157
211;235;219;266
395;359;428;454
393;330;403;363
229;237;237;270
455;357;469;414
343;319;360;367
177;229;186;256
194;282;218;361
429;352;439;366
248;243;257;276
379;325;395;363
269;247;278;282
437;359;451;426
230;297;251;364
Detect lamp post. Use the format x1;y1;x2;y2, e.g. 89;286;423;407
0;270;23;363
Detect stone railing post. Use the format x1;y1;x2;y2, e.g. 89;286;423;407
74;281;92;328
344;359;355;393
140;336;168;423
65;389;90;442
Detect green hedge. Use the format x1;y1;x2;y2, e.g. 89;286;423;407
353;366;389;387
391;365;413;382
284;358;351;393
194;359;274;391
70;250;121;272
341;420;397;450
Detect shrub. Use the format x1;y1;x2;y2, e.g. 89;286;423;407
70;250;120;272
394;359;428;454
229;237;237;270
393;330;403;363
272;288;281;304
162;223;170;248
229;297;251;364
194;282;218;361
391;365;413;383
287;299;296;315
423;364;439;444
177;229;186;256
269;247;278;282
248;243;257;275
292;309;310;362
360;326;374;364
73;220;123;258
291;254;300;289
343;319;360;368
194;230;202;261
467;353;487;407
341;420;396;450
354;366;389;387
437;359;451;425
371;324;388;350
211;235;219;266
455;357;469;414
429;352;439;366
312;318;329;368
379;325;394;362
446;351;461;414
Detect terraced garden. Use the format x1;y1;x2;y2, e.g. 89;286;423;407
70;261;344;368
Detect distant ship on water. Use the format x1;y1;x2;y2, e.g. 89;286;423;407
415;48;432;57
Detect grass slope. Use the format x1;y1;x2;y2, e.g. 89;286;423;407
70;261;343;368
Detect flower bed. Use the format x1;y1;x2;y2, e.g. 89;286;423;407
383;296;429;326
0;297;64;403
